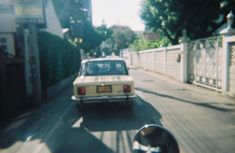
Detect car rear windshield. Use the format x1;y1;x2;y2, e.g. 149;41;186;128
81;60;129;76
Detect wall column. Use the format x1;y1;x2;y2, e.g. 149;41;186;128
221;11;235;94
180;43;188;83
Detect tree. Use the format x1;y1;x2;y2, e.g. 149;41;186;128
130;32;170;51
109;25;136;55
140;0;235;44
96;20;113;41
80;22;103;53
52;0;106;54
100;38;114;56
99;25;136;56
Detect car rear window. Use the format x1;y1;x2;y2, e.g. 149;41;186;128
81;60;128;76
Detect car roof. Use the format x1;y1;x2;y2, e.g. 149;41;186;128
81;57;125;64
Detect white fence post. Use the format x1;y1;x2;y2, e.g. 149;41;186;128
164;47;167;74
180;43;188;82
153;50;156;72
137;52;140;68
221;11;235;95
222;34;235;94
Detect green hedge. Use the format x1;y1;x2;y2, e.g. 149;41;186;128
38;31;80;90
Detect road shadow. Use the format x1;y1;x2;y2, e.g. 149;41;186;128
0;87;73;150
136;87;234;112
0;96;163;153
0;109;41;149
79;98;162;131
51;127;115;153
45;97;162;153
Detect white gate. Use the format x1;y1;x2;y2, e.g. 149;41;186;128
187;36;223;91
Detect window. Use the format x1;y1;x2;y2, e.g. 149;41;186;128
83;60;128;76
0;45;7;51
0;37;8;52
0;37;7;43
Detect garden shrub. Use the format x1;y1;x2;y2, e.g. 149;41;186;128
38;31;80;90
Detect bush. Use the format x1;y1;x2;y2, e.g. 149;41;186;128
130;35;170;51
38;31;80;90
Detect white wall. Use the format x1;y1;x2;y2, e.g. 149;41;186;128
154;50;165;73
165;45;182;80
125;45;183;81
0;13;16;33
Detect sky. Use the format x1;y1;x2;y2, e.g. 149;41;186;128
91;0;145;31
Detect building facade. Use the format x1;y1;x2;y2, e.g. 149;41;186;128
0;4;16;56
80;0;92;23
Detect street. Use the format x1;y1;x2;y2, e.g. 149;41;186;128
0;68;235;153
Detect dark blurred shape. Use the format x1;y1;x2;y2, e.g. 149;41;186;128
133;124;179;153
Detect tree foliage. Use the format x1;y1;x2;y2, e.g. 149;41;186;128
100;25;136;55
38;31;80;90
52;0;105;53
140;0;235;44
130;32;170;51
80;22;103;53
96;22;113;41
52;0;87;28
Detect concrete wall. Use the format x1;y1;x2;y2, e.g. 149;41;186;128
154;50;165;73
166;45;182;80
125;45;183;81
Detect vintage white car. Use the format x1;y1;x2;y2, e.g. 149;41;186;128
71;57;136;108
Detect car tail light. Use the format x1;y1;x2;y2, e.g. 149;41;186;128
77;87;86;95
123;85;131;93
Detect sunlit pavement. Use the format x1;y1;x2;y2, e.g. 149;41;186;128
0;68;235;153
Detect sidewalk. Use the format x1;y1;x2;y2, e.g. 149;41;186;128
131;67;235;103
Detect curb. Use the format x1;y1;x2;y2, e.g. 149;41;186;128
46;74;76;100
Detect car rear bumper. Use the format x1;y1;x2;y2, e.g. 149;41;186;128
71;95;136;104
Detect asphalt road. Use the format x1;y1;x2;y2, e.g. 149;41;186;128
0;68;235;153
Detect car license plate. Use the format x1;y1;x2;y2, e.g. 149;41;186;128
97;85;112;93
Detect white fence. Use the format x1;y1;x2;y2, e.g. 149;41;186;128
124;45;185;81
